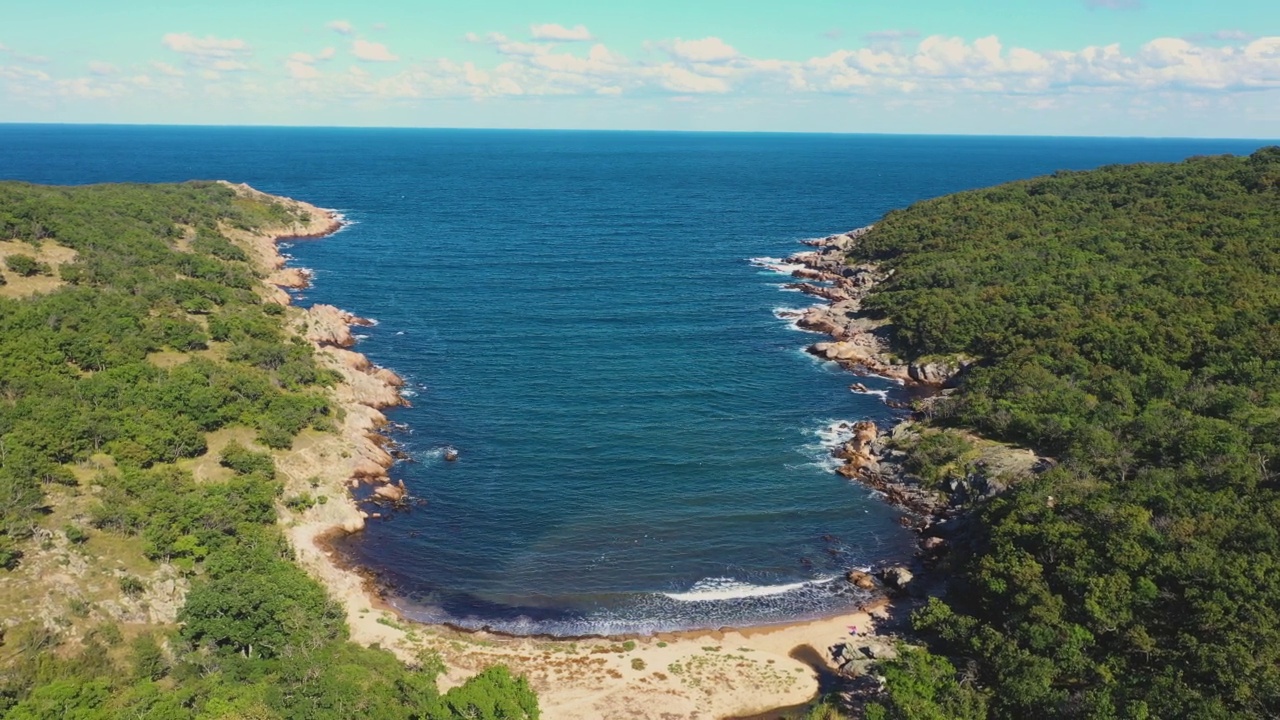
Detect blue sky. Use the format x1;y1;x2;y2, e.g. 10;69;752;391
1;0;1277;136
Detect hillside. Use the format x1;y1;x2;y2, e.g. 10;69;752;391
0;182;537;719
853;147;1280;719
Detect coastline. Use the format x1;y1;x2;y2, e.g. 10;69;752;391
235;190;908;719
769;228;1047;567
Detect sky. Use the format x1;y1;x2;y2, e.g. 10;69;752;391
1;0;1278;137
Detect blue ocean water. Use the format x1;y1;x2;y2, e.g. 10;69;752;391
1;126;1271;634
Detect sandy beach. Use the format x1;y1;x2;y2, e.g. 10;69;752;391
227;183;899;719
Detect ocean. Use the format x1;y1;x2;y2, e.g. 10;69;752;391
1;125;1270;634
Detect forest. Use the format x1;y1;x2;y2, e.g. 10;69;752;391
0;182;537;718
855;147;1280;719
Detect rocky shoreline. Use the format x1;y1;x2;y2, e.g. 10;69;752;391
773;228;1048;611
218;182;418;533
771;230;978;593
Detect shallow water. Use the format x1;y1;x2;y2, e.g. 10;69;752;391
2;126;1269;634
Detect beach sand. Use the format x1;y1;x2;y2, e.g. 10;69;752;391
229;183;893;719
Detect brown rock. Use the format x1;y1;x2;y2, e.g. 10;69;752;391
853;420;878;444
350;459;388;480
845;570;878;590
330;348;372;371
272;267;311;289
373;368;405;387
305;304;356;347
373;483;405;502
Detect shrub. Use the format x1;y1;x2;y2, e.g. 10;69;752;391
5;253;50;276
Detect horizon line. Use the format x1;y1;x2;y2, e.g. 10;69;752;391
0;121;1276;143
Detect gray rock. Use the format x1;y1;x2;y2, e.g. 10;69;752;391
879;566;914;591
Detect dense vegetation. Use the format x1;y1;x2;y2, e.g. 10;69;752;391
0;182;537;718
855;148;1280;719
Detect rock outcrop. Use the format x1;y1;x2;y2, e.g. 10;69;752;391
779;228;971;387
846;570;879;590
834;420;880;479
304;304;358;347
374;481;408;503
879;566;914;593
831;637;900;677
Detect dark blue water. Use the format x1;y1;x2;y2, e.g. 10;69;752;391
2;126;1271;634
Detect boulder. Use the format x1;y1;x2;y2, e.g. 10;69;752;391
845;570;878;590
853;420;878;444
329;348;372;371
373;482;406;502
350;458;388;480
304;304;356;347
271;267;311;289
373;367;405;387
908;361;963;386
443;447;459;462
879;566;914;591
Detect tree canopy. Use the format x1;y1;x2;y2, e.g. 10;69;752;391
859;148;1280;719
0;182;538;719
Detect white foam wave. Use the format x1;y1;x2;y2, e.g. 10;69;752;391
400;388;418;398
801;419;859;472
749;256;806;276
323;209;357;231
773;306;826;334
663;576;837;602
354;333;370;341
851;387;891;401
395;331;405;336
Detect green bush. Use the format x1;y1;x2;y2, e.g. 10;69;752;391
219;440;276;478
4;253;49;277
63;524;89;545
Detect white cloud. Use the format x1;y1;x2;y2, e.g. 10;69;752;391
667;37;739;64
0;65;51;81
162;33;248;58
327;20;355;36
7;25;1278;129
151;61;184;77
530;23;593;42
352;39;398;62
1214;29;1254;42
210;59;249;72
653;64;730;93
286;59;322;79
